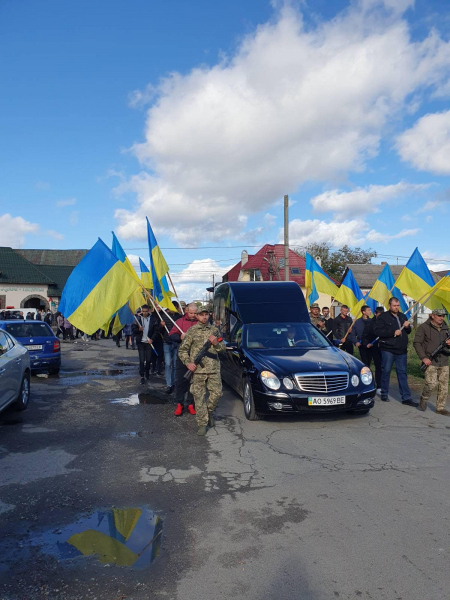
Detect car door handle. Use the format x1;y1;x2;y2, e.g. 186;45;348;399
16;358;22;362
0;368;5;374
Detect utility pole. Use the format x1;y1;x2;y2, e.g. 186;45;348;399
284;194;289;281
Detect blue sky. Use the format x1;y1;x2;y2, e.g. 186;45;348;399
1;0;450;298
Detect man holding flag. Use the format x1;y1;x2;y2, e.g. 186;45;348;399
374;297;417;406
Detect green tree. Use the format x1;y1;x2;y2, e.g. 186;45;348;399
296;243;377;281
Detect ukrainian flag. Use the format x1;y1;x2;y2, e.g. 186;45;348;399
394;248;442;310
304;253;339;308
363;291;378;316
146;217;169;281
112;303;136;336
139;257;153;289
111;232;144;314
58;239;140;335
335;268;364;315
424;274;450;313
368;263;409;314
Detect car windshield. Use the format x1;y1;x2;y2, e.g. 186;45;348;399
4;323;51;338
245;323;330;349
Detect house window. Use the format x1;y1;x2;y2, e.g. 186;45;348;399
249;269;262;281
291;267;300;275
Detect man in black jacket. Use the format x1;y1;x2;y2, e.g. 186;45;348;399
332;305;356;354
132;304;154;384
373;297;417;406
361;306;384;390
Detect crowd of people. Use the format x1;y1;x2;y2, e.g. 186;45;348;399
310;299;450;415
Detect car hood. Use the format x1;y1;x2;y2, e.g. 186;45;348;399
244;346;355;376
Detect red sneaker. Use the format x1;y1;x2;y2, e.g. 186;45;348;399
187;404;196;415
174;403;183;416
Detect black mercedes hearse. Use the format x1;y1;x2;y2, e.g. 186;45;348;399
214;281;375;420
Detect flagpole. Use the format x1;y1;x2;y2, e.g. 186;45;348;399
167;272;184;315
133;313;158;355
139;283;184;334
396;286;442;335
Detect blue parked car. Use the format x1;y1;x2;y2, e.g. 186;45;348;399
0;320;61;374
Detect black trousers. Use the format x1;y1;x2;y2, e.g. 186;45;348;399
150;337;163;373
365;346;382;388
341;340;354;355
174;356;194;407
137;342;152;378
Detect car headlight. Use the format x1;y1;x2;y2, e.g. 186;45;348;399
283;377;293;390
360;366;373;385
261;371;281;390
351;374;359;387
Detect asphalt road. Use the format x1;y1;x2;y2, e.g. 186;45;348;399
0;338;449;600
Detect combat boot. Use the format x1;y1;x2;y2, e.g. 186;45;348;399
419;399;427;411
208;413;214;427
197;426;207;436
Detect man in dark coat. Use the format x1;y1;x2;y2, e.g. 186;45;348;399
332;305;356;354
373;297;416;406
132;304;153;384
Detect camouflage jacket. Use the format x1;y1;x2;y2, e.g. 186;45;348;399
178;322;225;374
309;313;325;330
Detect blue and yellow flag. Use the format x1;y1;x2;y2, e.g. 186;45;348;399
368;263;409;314
394;248;442;310
59;239;140;335
334;268;364;315
304;253;339;308
139;257;153;289
111;232;144;314
363;291;378;316
146;217;169;281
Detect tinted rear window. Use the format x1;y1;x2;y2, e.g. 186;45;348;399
4;323;52;338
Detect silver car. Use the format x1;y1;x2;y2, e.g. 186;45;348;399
0;329;30;413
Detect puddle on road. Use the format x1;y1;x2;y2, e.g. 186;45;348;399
58;369;125;378
116;431;151;438
30;507;163;569
111;393;167;406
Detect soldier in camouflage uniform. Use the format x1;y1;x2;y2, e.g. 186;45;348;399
178;307;225;436
414;308;450;415
309;303;326;331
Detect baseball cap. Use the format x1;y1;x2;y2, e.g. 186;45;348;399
432;309;446;316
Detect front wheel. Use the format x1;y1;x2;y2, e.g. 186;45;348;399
14;372;30;411
243;381;263;421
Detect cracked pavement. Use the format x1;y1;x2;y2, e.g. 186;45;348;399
0;338;449;599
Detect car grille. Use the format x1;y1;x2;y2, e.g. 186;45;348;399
294;372;349;394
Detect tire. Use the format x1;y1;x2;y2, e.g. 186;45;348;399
48;367;60;375
14;372;30;411
243;381;263;421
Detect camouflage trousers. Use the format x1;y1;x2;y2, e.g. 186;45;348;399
420;365;449;411
190;372;222;426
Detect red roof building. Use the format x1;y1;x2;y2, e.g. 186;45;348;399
223;245;306;286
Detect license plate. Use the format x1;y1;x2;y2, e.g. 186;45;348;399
25;345;42;351
308;395;345;406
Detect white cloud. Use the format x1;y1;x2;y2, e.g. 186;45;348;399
396;110;450;175
365;227;419;243
416;200;441;213
288;218;368;247
423;251;450;274
0;213;64;247
45;229;64;241
116;1;450;244
264;213;277;228
69;211;79;226
169;259;235;302
56;198;77;207
310;182;431;218
0;214;40;247
35;181;50;191
425;215;432;223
